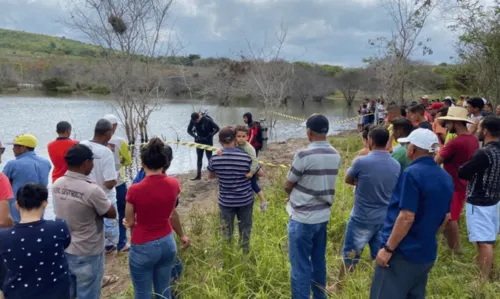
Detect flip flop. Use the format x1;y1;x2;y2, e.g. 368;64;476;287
118;244;130;253
105;246;117;254
102;274;118;288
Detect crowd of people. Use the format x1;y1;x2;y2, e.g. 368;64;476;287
0;94;499;299
0;110;273;299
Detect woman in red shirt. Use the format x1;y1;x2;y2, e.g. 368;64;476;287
124;138;179;299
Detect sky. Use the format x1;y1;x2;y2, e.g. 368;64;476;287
0;0;461;67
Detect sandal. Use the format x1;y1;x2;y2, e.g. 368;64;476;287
118;244;130;253
102;274;119;288
105;246;116;254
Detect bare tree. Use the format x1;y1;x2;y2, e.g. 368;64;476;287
336;69;366;106
368;0;437;103
290;65;336;106
242;23;294;126
63;0;177;143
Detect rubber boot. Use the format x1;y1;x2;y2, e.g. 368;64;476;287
191;165;202;181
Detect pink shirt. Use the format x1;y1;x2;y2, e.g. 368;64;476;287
0;173;13;201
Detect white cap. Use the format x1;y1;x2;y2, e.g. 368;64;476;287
445;96;452;100
482;98;488;104
103;114;119;125
397;128;439;153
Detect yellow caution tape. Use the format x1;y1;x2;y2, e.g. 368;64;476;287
271;111;374;125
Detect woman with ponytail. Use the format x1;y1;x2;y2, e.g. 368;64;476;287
124;138;179;299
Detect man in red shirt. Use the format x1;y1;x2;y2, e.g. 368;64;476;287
243;112;262;156
435;107;479;254
47;121;79;183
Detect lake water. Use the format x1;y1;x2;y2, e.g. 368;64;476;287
0;92;357;219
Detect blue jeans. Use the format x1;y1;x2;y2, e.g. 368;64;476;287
288;220;328;299
66;252;105;299
342;218;384;265
116;183;128;250
251;175;261;193
105;202;119;248
129;233;177;299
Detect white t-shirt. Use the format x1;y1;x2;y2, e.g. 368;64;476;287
80;140;117;204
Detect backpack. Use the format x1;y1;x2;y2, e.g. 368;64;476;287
254;121;263;143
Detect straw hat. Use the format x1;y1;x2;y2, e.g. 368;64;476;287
437;107;474;123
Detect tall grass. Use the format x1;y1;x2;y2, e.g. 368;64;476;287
116;135;500;298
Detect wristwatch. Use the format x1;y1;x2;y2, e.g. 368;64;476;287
383;244;395;253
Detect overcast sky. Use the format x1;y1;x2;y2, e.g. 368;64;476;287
1;0;460;66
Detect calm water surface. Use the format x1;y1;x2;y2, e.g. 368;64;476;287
0;93;357;219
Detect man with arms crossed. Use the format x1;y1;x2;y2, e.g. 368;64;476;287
284;114;341;299
53;144;117;299
458;116;500;280
370;129;453;299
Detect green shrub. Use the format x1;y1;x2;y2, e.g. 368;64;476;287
55;85;73;93
41;77;68;91
90;84;111;95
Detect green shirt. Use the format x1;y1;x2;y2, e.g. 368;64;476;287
391;144;411;173
238;141;259;174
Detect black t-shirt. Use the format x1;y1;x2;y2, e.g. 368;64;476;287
417;121;433;131
187;116;220;142
458;142;500;206
0;219;71;299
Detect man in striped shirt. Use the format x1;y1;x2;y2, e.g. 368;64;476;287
284;114;341;299
208;126;254;253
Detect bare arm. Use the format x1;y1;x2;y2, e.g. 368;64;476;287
104;180;117;190
386;210;415;250
124;202;135;227
103;203;117;219
434;153;445;165
437;213;450;234
344;174;357;186
208;171;217;179
284;180;294;195
0;201;13;228
171;209;190;249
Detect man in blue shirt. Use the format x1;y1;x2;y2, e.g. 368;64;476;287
340;127;400;283
2;134;51;223
370;129;453;299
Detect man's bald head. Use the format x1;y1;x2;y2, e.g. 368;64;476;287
95;119;113;136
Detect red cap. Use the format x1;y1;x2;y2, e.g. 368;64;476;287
428;102;444;110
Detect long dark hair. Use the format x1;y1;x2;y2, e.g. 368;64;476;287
141;138;173;171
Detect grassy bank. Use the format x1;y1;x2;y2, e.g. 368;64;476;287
108;135;500;298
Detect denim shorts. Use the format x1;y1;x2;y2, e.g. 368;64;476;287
466;202;500;243
342;218;384;265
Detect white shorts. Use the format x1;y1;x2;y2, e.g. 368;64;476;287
466;202;500;243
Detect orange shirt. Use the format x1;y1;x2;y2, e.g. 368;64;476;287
0;173;13;201
47;137;79;183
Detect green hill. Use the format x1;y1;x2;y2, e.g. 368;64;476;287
0;28;102;57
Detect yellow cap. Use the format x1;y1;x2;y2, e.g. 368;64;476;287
13;134;37;148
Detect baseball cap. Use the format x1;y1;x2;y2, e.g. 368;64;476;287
427;102;444;110
103;114;119;125
306;114;329;134
64;144;96;166
8;134;37;148
397;128;439;153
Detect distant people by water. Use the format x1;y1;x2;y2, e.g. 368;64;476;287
2;134;51;223
0;183;71;299
370;129;453;299
124;138;179;299
285;114;341;299
341;127;400;283
458;116;500;280
187;112;220;180
80;119;119;255
47;121;79;184
208;127;254;253
53;144;117;299
103;114;132;253
243;112;264;157
435;107;479;255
